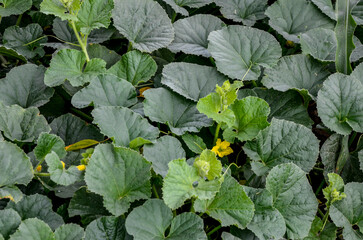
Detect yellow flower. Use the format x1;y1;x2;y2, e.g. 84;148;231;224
61;161;65;169
77;164;86;171
36;165;42;172
211;139;233;157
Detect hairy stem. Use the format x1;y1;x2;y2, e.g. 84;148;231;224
70;21;90;61
213;123;221;145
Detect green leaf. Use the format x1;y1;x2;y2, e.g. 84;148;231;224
144;88;213;135
243;187;286;240
68;187;109;221
54;224;84;240
0;103;50;142
3;24;47;59
125;199;173;240
208;25;282;80
44;49;107;87
112;0;174;53
87;44;121;69
85;144;151;216
266;163;318;239
107;50;157;86
162;159;221;210
223;97;270;142
238;88;313;127
193;149;222;181
34;133;67;161
182;134;207;154
243;118;319;176
262;54;330;99
6;194;64;230
317;73;363;135
335;0;359;74
161;62;226;101
300;28;336;62
0;141;33;187
161;0;212;14
72;74;137;108
330;182;363;239
214;0;268;26
76;0;113;35
265;0;334;43
0;186;24;203
92;106;159;147
0;0;32;17
311;0;335;20
168;14;225;57
129;137;152;150
9;218;54;240
126;199;207;240
0;64;54;108
45;152;82;186
143;136;186;177
0;209;21;239
40;0;78;21
50;113;104;146
84;216;131;240
194;175;254;229
352;62;363;85
0;45;27;62
304;216;337;240
197;92;236;127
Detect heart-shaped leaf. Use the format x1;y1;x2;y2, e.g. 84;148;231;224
126;199;207;240
243;118;319;176
317;73;363;135
208;25;282;80
112;0;174;52
92;106;159;147
143;136;186;177
161;62;226;101
265;0;334;42
85;144;151;216
144;88;213;135
168;14;225;57
107;50;157;86
214;0;268;26
71;74;137;108
0;103;50;142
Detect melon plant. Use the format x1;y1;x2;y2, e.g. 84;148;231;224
0;0;362;239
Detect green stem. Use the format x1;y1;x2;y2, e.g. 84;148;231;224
23;35;81;47
0;16;2;25
318;208;325;218
207;225;221;236
213;123;221;145
16;14;22;26
34;172;51;177
171;12;177;22
70;107;93;122
70;21;90;62
320;207;330;233
152;184;160;199
127;42;133;52
315;179;326;196
313;167;324;172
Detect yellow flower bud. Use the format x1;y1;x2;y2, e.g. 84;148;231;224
61;161;65;169
36;165;42;172
77;164;86;171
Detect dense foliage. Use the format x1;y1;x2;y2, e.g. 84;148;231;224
0;0;362;239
